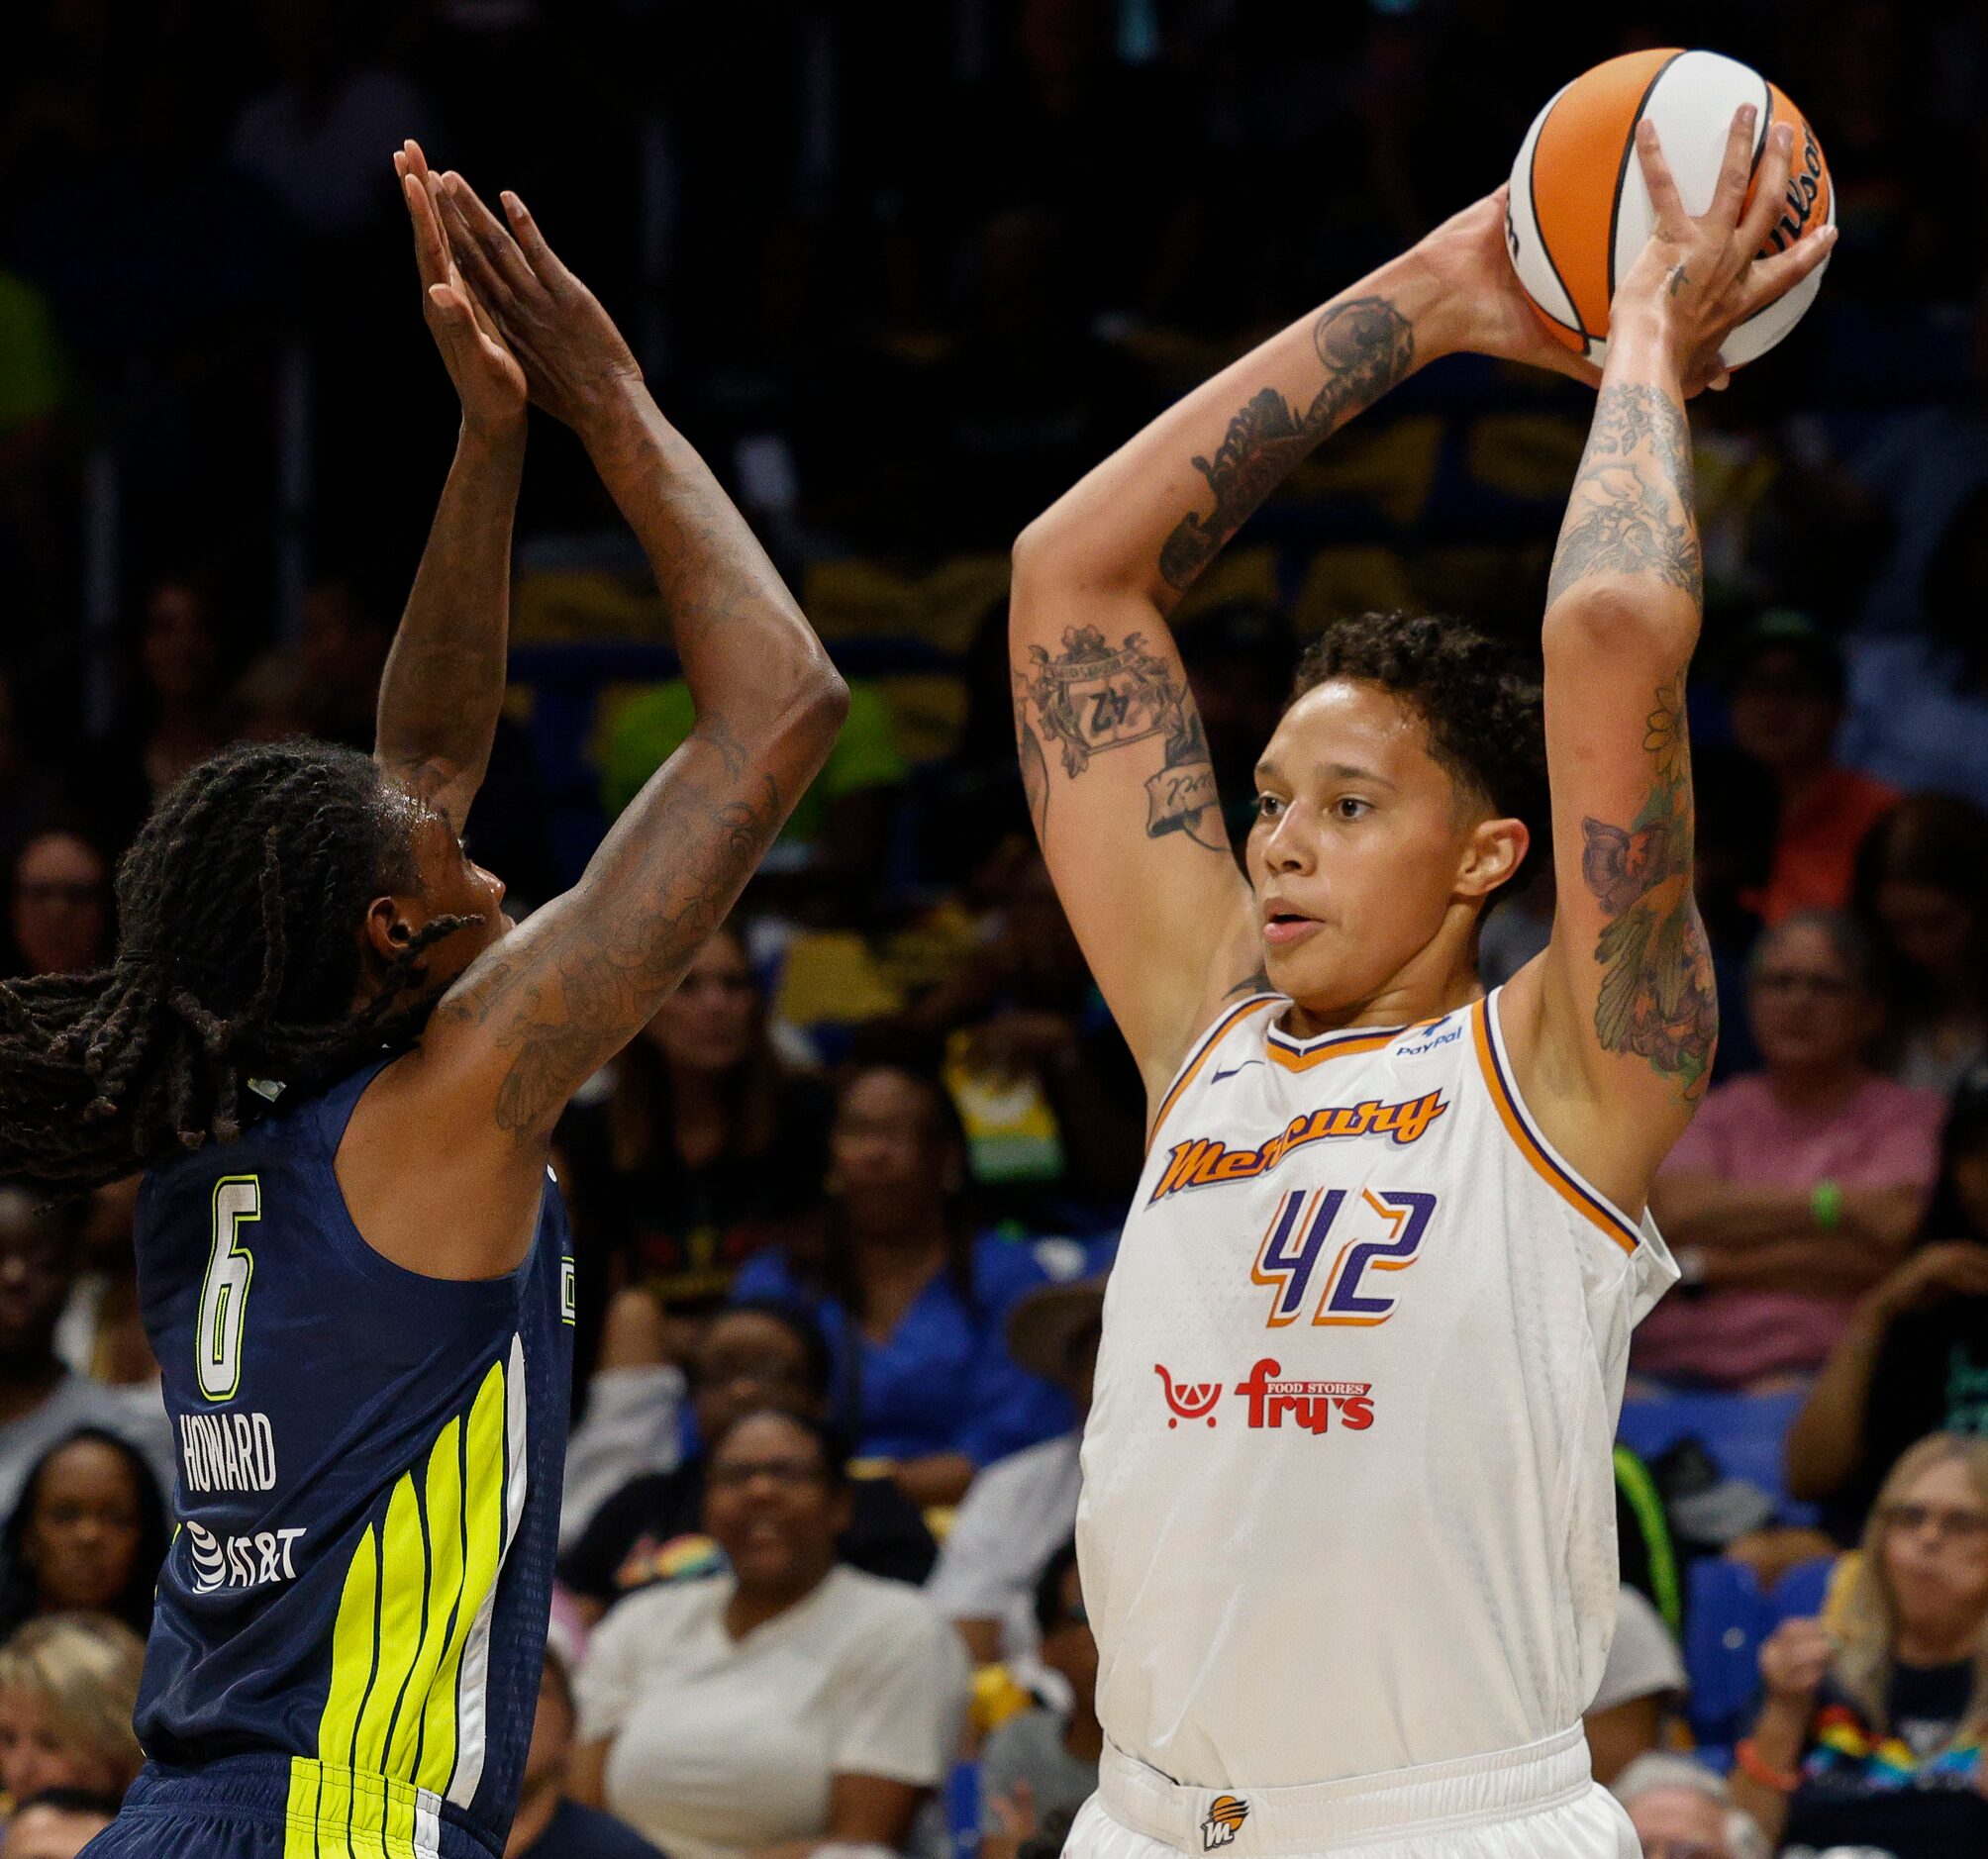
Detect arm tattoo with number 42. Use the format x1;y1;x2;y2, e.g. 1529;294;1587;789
1012;627;1224;851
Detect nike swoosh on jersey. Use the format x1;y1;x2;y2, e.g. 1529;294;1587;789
1210;1061;1265;1085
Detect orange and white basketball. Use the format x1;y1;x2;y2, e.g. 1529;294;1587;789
1506;48;1834;369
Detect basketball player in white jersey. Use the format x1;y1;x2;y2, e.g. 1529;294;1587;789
1009;115;1835;1859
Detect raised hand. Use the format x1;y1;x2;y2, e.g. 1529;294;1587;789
394;141;526;433
433;172;642;434
1412;187;1604;387
1870;1239;1988;1323
1757;1615;1835;1707
1619;108;1838;392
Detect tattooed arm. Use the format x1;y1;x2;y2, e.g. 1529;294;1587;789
373;143;528;832
345;177;845;1279
1502;112;1836;1210
1010;220;1527;1095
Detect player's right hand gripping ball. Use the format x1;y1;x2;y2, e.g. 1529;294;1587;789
1506;48;1834;368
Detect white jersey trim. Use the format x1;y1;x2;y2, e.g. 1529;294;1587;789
1148;994;1283;1145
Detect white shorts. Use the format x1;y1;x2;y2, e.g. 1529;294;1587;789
1066;1724;1639;1859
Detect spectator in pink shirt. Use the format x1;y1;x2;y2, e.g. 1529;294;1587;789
1638;912;1945;1391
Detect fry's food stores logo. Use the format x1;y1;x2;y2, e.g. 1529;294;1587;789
1155;1359;1374;1432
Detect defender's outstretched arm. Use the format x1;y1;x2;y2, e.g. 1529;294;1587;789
348;175;845;1281
424;176;847;1143
372;142;530;832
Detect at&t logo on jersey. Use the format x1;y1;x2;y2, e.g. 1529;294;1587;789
1201;1796;1249;1850
1154;1360;1374;1432
1151;1091;1446;1201
185;1518;306;1593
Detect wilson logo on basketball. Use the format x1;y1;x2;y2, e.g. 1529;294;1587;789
1154;1360;1374;1433
1201;1796;1249;1851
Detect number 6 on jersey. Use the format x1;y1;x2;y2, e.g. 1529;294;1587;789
198;1176;259;1402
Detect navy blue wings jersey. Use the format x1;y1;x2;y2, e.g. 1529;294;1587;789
132;1054;574;1857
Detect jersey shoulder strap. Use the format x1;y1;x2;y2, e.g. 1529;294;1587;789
1150;993;1282;1138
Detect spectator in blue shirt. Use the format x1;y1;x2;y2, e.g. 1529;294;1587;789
732;1064;1072;1507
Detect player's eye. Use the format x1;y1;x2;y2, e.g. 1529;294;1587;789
1254;793;1284;821
1333;797;1372;822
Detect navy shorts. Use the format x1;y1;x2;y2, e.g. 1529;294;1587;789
83;1757;501;1859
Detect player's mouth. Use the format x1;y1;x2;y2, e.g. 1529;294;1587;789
1261;905;1324;947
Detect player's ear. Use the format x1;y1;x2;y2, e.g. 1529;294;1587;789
1456;816;1530;902
360;893;421;968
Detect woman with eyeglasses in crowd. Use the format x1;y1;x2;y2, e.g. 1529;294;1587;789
570;1407;968;1859
1787;1063;1988;1537
1730;1432;1988;1859
0;1614;147;1808
558;1299;934;1621
2;826;111;981
1637;911;1946;1391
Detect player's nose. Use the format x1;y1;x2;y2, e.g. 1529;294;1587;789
1261;812;1312;874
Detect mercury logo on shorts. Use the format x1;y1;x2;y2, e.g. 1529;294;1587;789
1201;1796;1249;1851
1155;1360;1374;1432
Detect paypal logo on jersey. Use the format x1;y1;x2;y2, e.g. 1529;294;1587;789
185;1518;306;1594
1392;1021;1462;1059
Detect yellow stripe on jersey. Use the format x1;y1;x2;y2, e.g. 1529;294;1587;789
387;1417;463;1780
418;1360;507;1796
283;1756;317;1858
298;1353;512;1856
320;1522;379;1766
356;1474;425;1776
280;1760;431;1859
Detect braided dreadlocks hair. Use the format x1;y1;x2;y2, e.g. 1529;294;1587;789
0;740;480;1192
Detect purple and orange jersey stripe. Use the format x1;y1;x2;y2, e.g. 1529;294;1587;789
1469;997;1642;1256
1263;1009;1454;1073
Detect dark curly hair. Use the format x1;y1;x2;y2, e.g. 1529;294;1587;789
1290;611;1549;896
0;739;480;1191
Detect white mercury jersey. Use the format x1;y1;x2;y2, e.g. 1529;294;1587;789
1079;985;1678;1791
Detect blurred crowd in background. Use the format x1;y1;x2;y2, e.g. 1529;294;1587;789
1;1;1987;1857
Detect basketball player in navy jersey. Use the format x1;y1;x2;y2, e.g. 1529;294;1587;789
0;144;846;1859
1011;118;1836;1859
